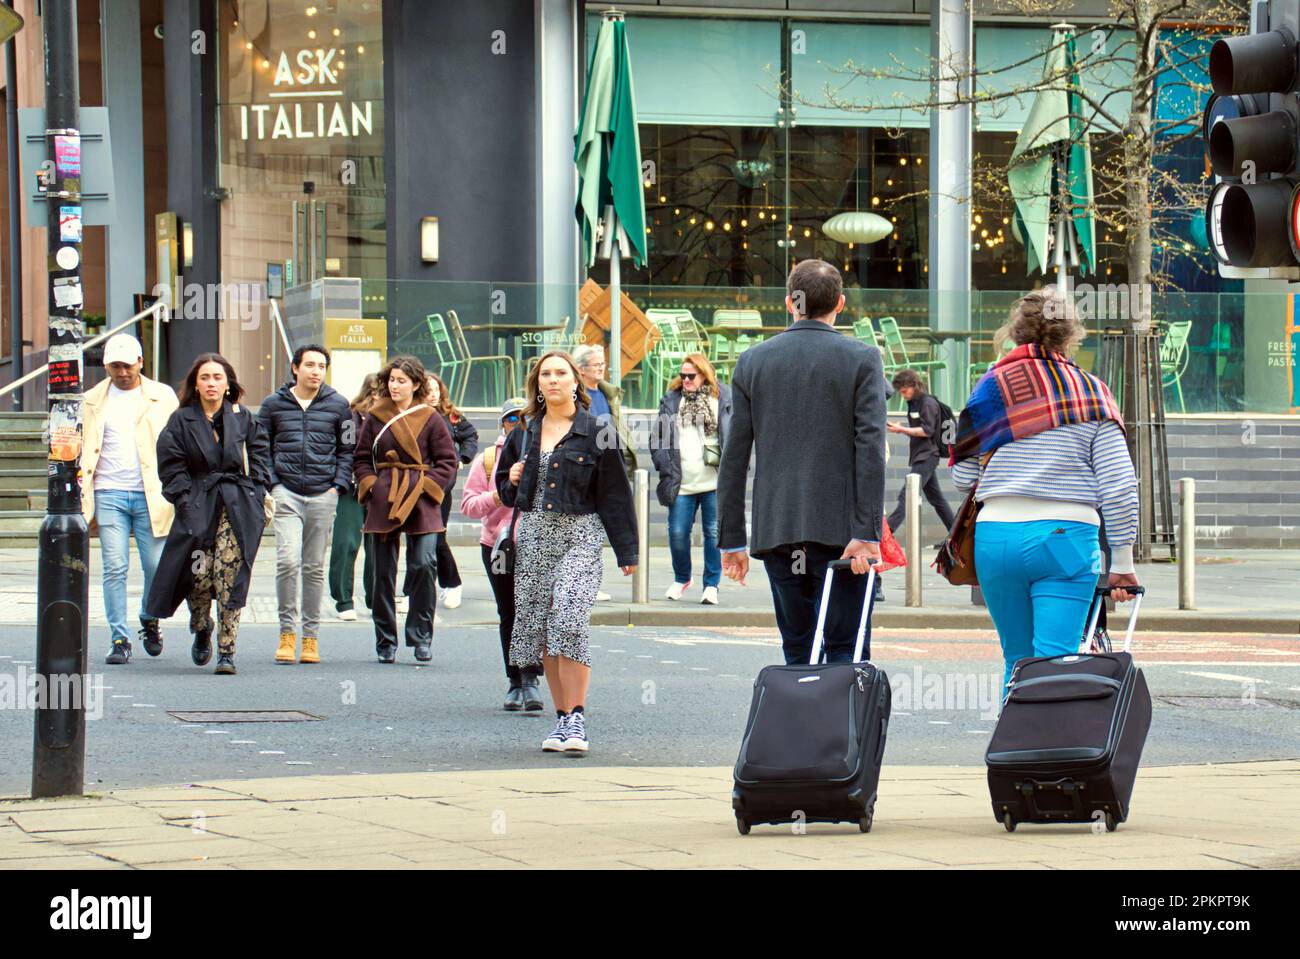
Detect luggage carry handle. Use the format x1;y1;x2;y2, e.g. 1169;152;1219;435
1083;585;1146;654
808;559;879;666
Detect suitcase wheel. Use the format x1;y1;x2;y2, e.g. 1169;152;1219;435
858;811;873;834
736;817;751;836
1104;811;1117;833
1002;812;1017;833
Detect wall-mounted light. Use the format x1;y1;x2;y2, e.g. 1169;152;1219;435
421;216;439;263
182;220;194;270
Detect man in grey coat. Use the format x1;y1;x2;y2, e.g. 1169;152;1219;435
718;259;888;664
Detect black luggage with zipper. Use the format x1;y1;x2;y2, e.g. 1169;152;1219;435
732;562;890;835
987;586;1151;832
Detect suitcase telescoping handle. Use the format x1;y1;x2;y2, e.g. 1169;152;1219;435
1083;585;1146;653
808;559;879;666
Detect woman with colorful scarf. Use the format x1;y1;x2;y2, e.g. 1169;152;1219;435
950;289;1140;688
650;353;732;605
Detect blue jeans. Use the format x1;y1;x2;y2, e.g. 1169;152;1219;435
974;520;1101;690
96;489;166;645
668;490;720;588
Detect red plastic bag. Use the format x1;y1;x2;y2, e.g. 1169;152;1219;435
875;515;907;573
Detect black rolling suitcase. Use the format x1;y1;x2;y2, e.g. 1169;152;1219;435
732;561;890;835
987;586;1151;833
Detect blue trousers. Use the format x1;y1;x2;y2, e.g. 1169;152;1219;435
668;490;720;589
95;489;166;645
974;520;1101;689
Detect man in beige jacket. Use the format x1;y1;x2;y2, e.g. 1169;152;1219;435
81;334;179;664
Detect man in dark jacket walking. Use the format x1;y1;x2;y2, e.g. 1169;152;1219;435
886;369;955;539
258;345;354;664
718;259;888;664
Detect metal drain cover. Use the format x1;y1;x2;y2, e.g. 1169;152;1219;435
1156;696;1296;710
168;710;324;723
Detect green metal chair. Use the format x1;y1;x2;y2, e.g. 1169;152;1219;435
1160;319;1193;413
875;316;944;410
426;311;517;407
424;313;466;401
878;316;948;381
643;309;707;398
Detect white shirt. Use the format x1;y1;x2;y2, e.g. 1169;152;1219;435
678;395;719;496
94;384;146;492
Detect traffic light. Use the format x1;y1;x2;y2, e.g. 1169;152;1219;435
1204;1;1300;273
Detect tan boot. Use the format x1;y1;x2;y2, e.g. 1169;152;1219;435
275;631;297;664
300;637;319;664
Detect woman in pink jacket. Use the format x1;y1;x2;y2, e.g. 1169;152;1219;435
459;398;542;712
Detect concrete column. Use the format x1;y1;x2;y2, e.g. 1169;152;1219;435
535;0;579;327
101;0;145;332
927;0;972;408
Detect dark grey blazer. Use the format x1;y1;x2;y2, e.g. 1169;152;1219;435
717;319;888;555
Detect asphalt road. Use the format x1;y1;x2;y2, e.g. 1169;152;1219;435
1;623;1297;794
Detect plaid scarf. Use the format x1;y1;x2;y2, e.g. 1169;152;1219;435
950;343;1124;464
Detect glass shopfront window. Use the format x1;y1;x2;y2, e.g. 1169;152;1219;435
217;0;384;397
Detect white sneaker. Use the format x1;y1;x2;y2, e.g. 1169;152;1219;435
665;580;692;601
442;585;463;609
701;586;719;605
542;714;569;752
396;595;409;614
338;608;358;622
595;590;611;602
563;710;589;753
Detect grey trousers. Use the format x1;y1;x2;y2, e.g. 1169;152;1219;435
273;485;338;638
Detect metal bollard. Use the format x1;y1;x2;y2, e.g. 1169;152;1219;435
633;468;649;604
905;472;922;607
1179;477;1195;610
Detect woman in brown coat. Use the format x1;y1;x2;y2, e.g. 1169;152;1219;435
353;356;458;663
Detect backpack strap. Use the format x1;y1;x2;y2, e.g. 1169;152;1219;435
484;445;497;480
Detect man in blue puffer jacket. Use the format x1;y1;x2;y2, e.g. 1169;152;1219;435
257;344;354;664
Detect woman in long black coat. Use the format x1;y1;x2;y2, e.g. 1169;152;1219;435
145;354;272;675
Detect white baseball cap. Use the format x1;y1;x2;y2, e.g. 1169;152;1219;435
103;333;144;367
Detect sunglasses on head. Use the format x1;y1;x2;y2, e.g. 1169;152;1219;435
680;372;698;381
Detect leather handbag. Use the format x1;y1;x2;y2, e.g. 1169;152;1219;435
932;451;993;586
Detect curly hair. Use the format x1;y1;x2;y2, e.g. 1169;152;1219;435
424;371;461;419
376;355;430;404
993;286;1084;356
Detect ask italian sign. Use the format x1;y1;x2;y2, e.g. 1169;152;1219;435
236;47;375;141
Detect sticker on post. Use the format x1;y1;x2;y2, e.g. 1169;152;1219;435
54;246;80;271
47;357;81;393
53;277;83;309
54;134;81;179
59;207;82;243
48;401;82;462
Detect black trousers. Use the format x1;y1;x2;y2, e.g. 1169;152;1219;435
435;489;462;589
887;458;956;534
762;543;872;665
373;531;438;651
479;545;541;686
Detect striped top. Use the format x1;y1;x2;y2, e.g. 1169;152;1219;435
951;420;1139;549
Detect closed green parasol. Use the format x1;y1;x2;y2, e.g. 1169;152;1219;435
1007;23;1096;284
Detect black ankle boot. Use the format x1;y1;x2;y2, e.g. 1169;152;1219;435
214;652;236;675
191;628;213;666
